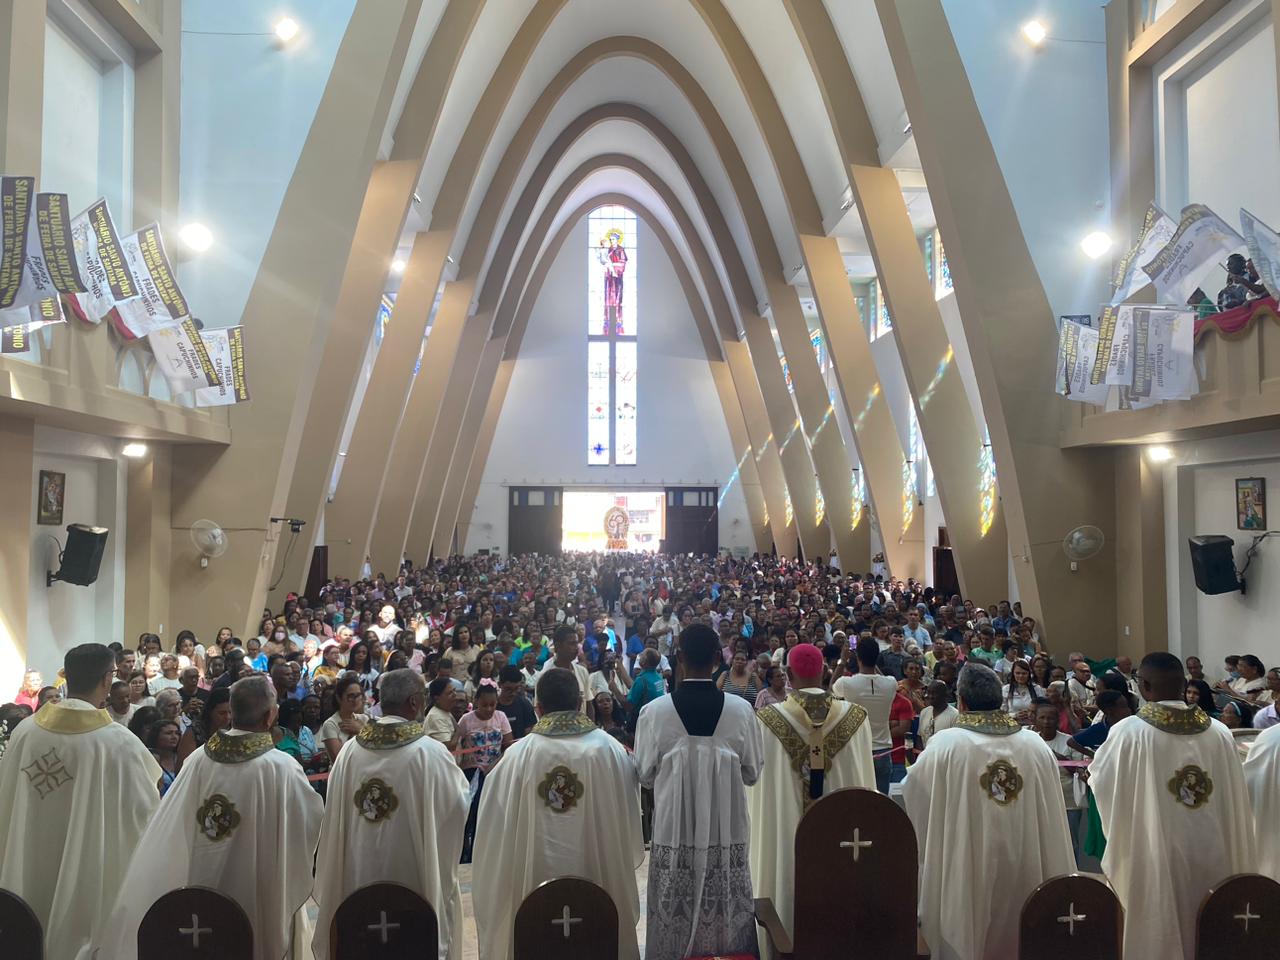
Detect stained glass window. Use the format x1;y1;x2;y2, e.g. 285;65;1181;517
935;229;953;299
875;278;892;338
923;232;935;287
586;205;638;464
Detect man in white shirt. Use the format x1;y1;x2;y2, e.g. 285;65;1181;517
833;636;899;792
537;624;592;717
648;605;680;655
1114;655;1140;697
105;680;137;725
1067;660;1095;712
393;575;414;601
917;680;957;747
369;604;401;650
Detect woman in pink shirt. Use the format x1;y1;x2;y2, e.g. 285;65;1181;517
456;682;513;863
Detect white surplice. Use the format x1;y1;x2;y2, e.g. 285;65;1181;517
1244;722;1280;881
99;728;323;960
313;716;470;960
472;711;643;960
634;689;764;960
0;699;161;960
1090;701;1256;960
904;711;1075;960
748;690;874;944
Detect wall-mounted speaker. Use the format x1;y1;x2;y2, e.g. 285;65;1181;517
1188;535;1240;595
48;524;110;587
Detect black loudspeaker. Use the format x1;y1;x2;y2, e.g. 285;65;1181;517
50;524;110;587
1188;535;1240;595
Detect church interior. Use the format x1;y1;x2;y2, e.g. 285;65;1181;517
2;1;1280;958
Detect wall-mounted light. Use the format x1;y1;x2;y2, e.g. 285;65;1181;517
122;442;148;458
274;17;300;45
1147;445;1173;463
178;223;213;255
1022;20;1048;47
1080;231;1113;259
390;258;407;275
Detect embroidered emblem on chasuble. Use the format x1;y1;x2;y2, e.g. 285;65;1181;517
22;747;73;798
196;794;241;842
980;760;1023;806
354;777;399;823
538;765;584;813
1138;702;1211;734
1168;764;1214;809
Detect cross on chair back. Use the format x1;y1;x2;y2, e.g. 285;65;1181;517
514;877;618;960
1018;874;1122;960
0;887;42;960
755;787;929;959
1196;873;1280;960
138;886;252;960
330;881;438;959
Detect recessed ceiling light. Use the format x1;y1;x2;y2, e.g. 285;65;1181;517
274;17;300;44
1147;445;1173;463
391;258;407;275
1022;20;1048;47
178;223;213;254
1080;231;1113;259
122;442;148;458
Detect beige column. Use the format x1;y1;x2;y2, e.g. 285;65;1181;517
875;0;1117;639
323;229;451;577
706;357;773;554
1114;448;1167;661
131;2;180;230
0;0;44;174
0;413;34;696
124;446;171;642
168;0;423;639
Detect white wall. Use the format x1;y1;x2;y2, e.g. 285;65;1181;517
468;212;752;555
26;427;127;685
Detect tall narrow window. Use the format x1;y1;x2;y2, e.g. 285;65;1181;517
587;205;638;464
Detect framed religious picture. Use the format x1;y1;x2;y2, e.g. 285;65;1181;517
37;469;65;525
1236;477;1266;531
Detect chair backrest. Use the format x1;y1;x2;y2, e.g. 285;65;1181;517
0;888;42;960
514;877;618;960
330;881;438;959
138;886;252;960
1197;873;1280;960
1018;874;1122;960
791;787;919;959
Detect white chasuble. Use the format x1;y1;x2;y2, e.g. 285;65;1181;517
748;690;873;945
100;728;323;960
1092;702;1256;960
472;711;643;960
0;699;161;960
903;710;1075;960
635;691;764;960
1244;722;1280;882
313;716;470;960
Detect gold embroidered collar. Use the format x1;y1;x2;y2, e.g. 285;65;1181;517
789;688;833;725
357;719;425;750
531;711;597;738
955;710;1022;736
759;700;868;778
204;730;275;763
1138;702;1211;735
33;702;112;734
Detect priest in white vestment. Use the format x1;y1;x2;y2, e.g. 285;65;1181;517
0;644;161;960
100;675;323;960
635;623;764;960
1091;652;1256;960
749;642;873;948
1244;722;1280;882
472;667;643;960
313;669;470;960
904;663;1074;960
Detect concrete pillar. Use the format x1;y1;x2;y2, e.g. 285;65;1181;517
0;413;34;696
124;446;171;642
0;0;44;174
1114;447;1167;660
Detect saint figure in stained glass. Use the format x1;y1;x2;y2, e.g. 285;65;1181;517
599;227;629;334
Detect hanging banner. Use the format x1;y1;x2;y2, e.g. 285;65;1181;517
1055;319;1108;404
148;318;220;392
0;175;35;309
1141;204;1244;304
1110;202;1177;306
1130;305;1197;402
1103;305;1137;386
112;223;190;339
0;297;65;353
195;326;250;406
1090;305;1119;384
5;192;86;311
1240;208;1280;300
66;198;135;325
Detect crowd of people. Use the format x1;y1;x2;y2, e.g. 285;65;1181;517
1;549;1277;960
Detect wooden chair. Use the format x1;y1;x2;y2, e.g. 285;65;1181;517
330;881;438;959
1018;874;1122;960
138;886;252;960
514;877;618;960
755;787;930;959
0;888;42;960
1196;873;1280;960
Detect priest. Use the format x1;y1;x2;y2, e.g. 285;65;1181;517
635;623;763;960
313;669;470;960
100;674;323;960
0;643;161;960
472;667;643;960
1244;722;1280;881
1091;651;1255;960
749;641;873;946
904;663;1074;960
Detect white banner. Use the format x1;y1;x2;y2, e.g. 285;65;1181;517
113;223;191;339
1141;204;1244;304
1056;320;1109;404
1240;208;1280;300
0;297;66;353
148;318;220;392
1129;305;1197;402
67;198;136;325
0;176;35;309
5;192;87;311
1110;202;1177;305
195;326;250;407
1103;305;1137;385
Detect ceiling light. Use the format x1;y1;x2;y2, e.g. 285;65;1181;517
1022;20;1048;47
1080;231;1113;259
391;258;407;275
178;222;213;254
274;17;300;44
122;442;148;458
1147;445;1173;463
